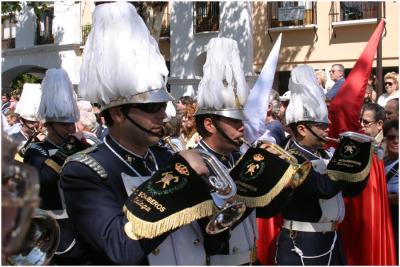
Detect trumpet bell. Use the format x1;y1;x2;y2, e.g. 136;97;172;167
5;209;60;266
205;202;246;234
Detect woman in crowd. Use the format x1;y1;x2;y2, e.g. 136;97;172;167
377;72;399;107
181;103;201;149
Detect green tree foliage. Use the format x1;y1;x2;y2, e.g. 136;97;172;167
1;2;22;14
1;1;50;20
9;74;42;96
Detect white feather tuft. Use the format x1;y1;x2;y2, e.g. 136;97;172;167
14;83;42;121
79;2;169;106
197;37;249;111
285;65;328;125
39;68;79;123
165;101;176;119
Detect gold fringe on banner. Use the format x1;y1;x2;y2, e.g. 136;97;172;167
236;165;296;208
123;199;215;240
327;147;373;183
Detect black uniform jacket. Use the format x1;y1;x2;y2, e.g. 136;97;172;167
24;139;82;258
60;135;171;265
282;141;368;221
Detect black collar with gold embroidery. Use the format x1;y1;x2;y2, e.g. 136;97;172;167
197;140;236;169
106;135;156;174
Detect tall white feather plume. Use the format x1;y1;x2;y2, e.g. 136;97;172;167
285;65;328;125
79;2;169;107
244;33;282;144
38;68;79;123
14;83;42;121
197;37;249;110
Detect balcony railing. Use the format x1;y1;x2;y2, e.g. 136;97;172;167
330;2;381;23
194;2;219;33
36;31;54;45
268;2;317;28
2;38;15;50
81;24;92;45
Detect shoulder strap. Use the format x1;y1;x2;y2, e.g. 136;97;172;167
28;142;48;157
63;146;108;179
386;161;399;182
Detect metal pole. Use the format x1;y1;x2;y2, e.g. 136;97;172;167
376;2;383;98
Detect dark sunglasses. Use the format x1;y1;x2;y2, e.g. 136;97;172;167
386;135;399;141
359;118;375;126
385;82;394;86
131;102;167;113
306;122;329;128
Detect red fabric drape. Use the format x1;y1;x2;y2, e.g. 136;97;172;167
328;19;396;265
339;155;397;265
256;215;282;265
328;20;385;141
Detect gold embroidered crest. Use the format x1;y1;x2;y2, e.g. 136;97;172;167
156;172;180;189
253;154;264;161
175;163;190;176
343;143;356;155
245;163;260;176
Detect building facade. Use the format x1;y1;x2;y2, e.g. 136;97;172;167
2;1;399;98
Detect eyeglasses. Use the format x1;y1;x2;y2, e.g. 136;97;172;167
384;82;394;86
305;122;329;129
329;69;337;73
386;135;399;141
359;118;376;127
131;103;167;113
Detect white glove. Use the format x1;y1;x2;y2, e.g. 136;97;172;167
311;159;330;174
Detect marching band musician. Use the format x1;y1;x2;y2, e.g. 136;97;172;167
194;37;258;265
23;68;90;265
60;2;208;264
11;83;43;161
275;65;370;265
193;37;289;265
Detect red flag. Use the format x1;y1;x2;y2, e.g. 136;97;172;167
256;215;282;265
328;19;385;139
327;20;397;265
339;156;397;265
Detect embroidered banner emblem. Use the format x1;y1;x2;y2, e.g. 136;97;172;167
240;154;265;181
175;163;190;176
156;172;179;189
146;170;188;196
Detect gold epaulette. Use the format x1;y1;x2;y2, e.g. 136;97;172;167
63;146;108;179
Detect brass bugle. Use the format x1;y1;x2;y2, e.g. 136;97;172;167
239;137;251;147
323;136;340;143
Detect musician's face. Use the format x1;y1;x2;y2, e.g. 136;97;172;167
110;103;167;149
21;118;39;130
215;116;244;149
297;122;329;149
47;122;77;144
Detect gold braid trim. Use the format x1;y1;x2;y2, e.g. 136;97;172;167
123;199;215;240
327;146;373;183
236;164;295;208
44;159;62;174
14;153;24;163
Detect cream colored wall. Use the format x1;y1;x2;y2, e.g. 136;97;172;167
253;1;399;72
